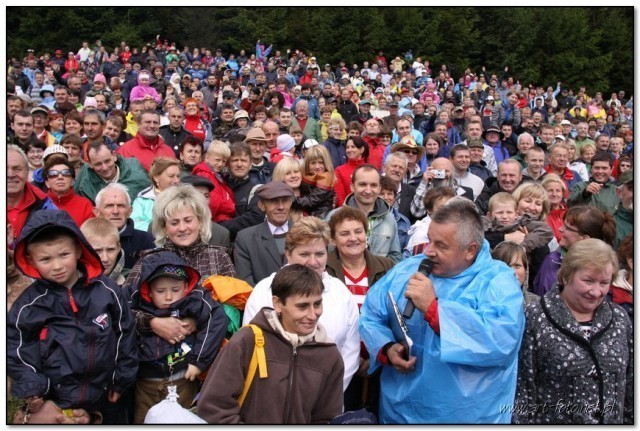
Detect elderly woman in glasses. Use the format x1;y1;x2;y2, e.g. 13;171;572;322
43;154;95;227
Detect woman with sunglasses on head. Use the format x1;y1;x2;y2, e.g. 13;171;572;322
533;205;616;297
43;154;94;227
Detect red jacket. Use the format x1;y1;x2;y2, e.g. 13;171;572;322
8;183;54;239
546;204;566;242
334;158;365;207
363;135;385;171
116;134;176;171
184;114;207;142
64;58;79;73
191;162;236;222
46;189;95;228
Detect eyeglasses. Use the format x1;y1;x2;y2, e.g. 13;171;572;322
559;223;580;234
46;169;73;178
380;136;392;141
401;149;419;155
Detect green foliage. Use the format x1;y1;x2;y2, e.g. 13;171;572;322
7;6;633;93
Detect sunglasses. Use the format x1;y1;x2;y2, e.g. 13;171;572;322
401;149;419;155
46;169;73;178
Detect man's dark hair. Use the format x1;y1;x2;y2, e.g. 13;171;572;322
12;109;32;123
272;264;323;303
351;164;380;185
228;142;251;158
592;151;614;167
450;143;470;159
86;139;112;162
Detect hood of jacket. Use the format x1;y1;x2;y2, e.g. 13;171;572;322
14;209;103;282
137;250;200;304
344;194;391;219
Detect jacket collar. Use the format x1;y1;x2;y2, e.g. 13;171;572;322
541;284;614;342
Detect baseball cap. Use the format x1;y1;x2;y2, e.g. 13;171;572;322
148;264;189;283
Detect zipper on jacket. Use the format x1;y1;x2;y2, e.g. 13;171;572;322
78;326;95;407
67;289;79;313
283;346;298;423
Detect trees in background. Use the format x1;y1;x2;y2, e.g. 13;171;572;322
7;6;633;93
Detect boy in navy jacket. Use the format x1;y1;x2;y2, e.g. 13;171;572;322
127;250;228;423
8;210;138;422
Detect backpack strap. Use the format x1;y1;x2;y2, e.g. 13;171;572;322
238;324;268;407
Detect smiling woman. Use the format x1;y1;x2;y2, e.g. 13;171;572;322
514;239;632;424
123;183;236;347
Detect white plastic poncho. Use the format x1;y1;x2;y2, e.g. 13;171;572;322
359;241;525;424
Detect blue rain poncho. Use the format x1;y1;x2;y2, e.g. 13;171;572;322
359;241;525;424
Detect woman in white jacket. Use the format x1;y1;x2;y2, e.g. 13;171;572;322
242;216;360;392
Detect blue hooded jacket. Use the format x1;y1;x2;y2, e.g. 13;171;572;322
359;241;525;424
8;209;138;410
128;251;228;378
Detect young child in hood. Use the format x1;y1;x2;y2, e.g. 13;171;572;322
270;133;298;163
8;210;138;423
127;250;228;423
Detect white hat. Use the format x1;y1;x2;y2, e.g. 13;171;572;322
303;139;319;149
560;119;572;126
43;144;68;161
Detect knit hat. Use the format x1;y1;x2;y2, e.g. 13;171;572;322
93;73;107;84
42;144;69;161
83;96;98;109
276;134;295;152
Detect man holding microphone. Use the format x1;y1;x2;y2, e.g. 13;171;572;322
359;198;525;423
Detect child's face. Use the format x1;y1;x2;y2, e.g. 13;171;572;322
149;277;187;309
309;158;326;175
380;188;396;207
86;235;120;275
207;153;228;173
517;195;544;219
291;132;303;146
27;236;82;288
489;202;518;226
510;255;527;287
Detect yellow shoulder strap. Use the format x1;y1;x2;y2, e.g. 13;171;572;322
238;324;268;407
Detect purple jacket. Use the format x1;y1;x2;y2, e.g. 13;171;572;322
532;250;562;296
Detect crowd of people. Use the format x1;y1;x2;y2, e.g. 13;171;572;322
6;37;634;424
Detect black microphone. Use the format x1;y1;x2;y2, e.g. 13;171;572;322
402;259;434;319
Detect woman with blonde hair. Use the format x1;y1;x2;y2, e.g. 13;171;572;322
512;181;551;221
272;157;305;223
292;144;336;218
131;157;181;232
566;138;589;181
